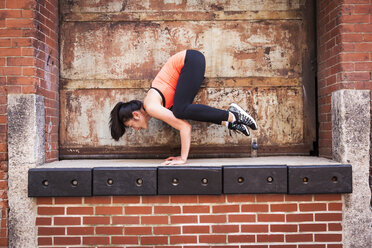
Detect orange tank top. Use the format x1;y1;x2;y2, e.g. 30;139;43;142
151;50;187;109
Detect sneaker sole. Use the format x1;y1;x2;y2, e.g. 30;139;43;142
230;103;258;130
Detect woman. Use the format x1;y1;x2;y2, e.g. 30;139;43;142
110;49;257;165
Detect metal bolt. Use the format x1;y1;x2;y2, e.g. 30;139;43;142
42;180;49;186
136;178;143;186
172;178;179;186
303;177;309;184
332;176;338;183
107;178;113;186
267;176;274;183
237;177;244;183
201;178;208;185
71;179;78;186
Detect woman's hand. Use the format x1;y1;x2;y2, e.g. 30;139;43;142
162;156;186;165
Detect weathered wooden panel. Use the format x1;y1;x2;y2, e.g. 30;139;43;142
59;0;316;158
61;0;301;13
61;21;301;80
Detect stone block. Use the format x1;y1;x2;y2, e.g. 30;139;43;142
332;89;372;248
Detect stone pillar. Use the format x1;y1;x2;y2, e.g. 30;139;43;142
332;89;372;248
7;94;45;248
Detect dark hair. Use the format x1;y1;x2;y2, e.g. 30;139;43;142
109;100;143;141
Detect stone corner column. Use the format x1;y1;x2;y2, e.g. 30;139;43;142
7;94;45;248
332;89;372;248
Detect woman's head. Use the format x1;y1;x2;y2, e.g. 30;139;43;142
109;100;148;141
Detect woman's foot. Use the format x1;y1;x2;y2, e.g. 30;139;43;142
228;103;258;130
228;122;250;136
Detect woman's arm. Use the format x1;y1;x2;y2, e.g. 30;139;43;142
144;90;191;165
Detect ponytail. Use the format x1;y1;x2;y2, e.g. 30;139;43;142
109;100;143;141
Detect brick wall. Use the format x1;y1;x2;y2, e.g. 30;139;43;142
0;0;59;246
317;0;372;158
36;195;343;247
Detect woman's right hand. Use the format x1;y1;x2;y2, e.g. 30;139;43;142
161;156;186;165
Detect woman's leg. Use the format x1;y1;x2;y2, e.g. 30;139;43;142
172;50;229;124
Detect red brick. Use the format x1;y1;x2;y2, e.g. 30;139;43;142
228;234;255;243
154;206;181;214
36;217;51;226
286;214;313;222
315;213;342;221
328;245;342;248
257;214;285;222
6;19;33;29
183;205;210;213
242;204;269;212
67;207;93;215
54;197;82;205
298;245;326;248
257;234;284;242
111;236;138;245
96;206;122;215
55;237;81;245
329;223;342;231
286;234;313;242
0;67;22;76
228;214;255;223
199;195;226;203
154;226;181;235
54;217;80;225
112;216;139;225
364;34;372;42
67;227;94;235
38;227;65;236
125;226;152;235
299;203;327;212
141;215;168;224
170;215;198;224
270;204;297;212
125;206;152;215
270;224;297;232
83;237;110;245
227;194;255;202
83;216;110;225
84;196;111;204
183;225;210;234
142;195;169;203
170;195;197;203
299;223;327;232
6;0;35;8
284;195;313;202
256;194;284;202
36;197;53;205
199;235;226;243
241;224;269;233
37;207;64;215
96;226;123;235
340;52;369;62
38;237;52;246
113;196;140;204
354;4;372;14
200;214;226;223
0;29;23;37
342;72;370;81
355;62;372;71
328;202;342;211
315;234;342;242
212;224;239;233
213;205;240;213
141;236;168;245
340;14;370;24
170;235;197;244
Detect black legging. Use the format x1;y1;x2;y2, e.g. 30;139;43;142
172;50;229;124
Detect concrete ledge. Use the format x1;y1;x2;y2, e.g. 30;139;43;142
29;156;351;196
38;156;341;168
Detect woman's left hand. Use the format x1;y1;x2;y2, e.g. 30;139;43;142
162;156;186;165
